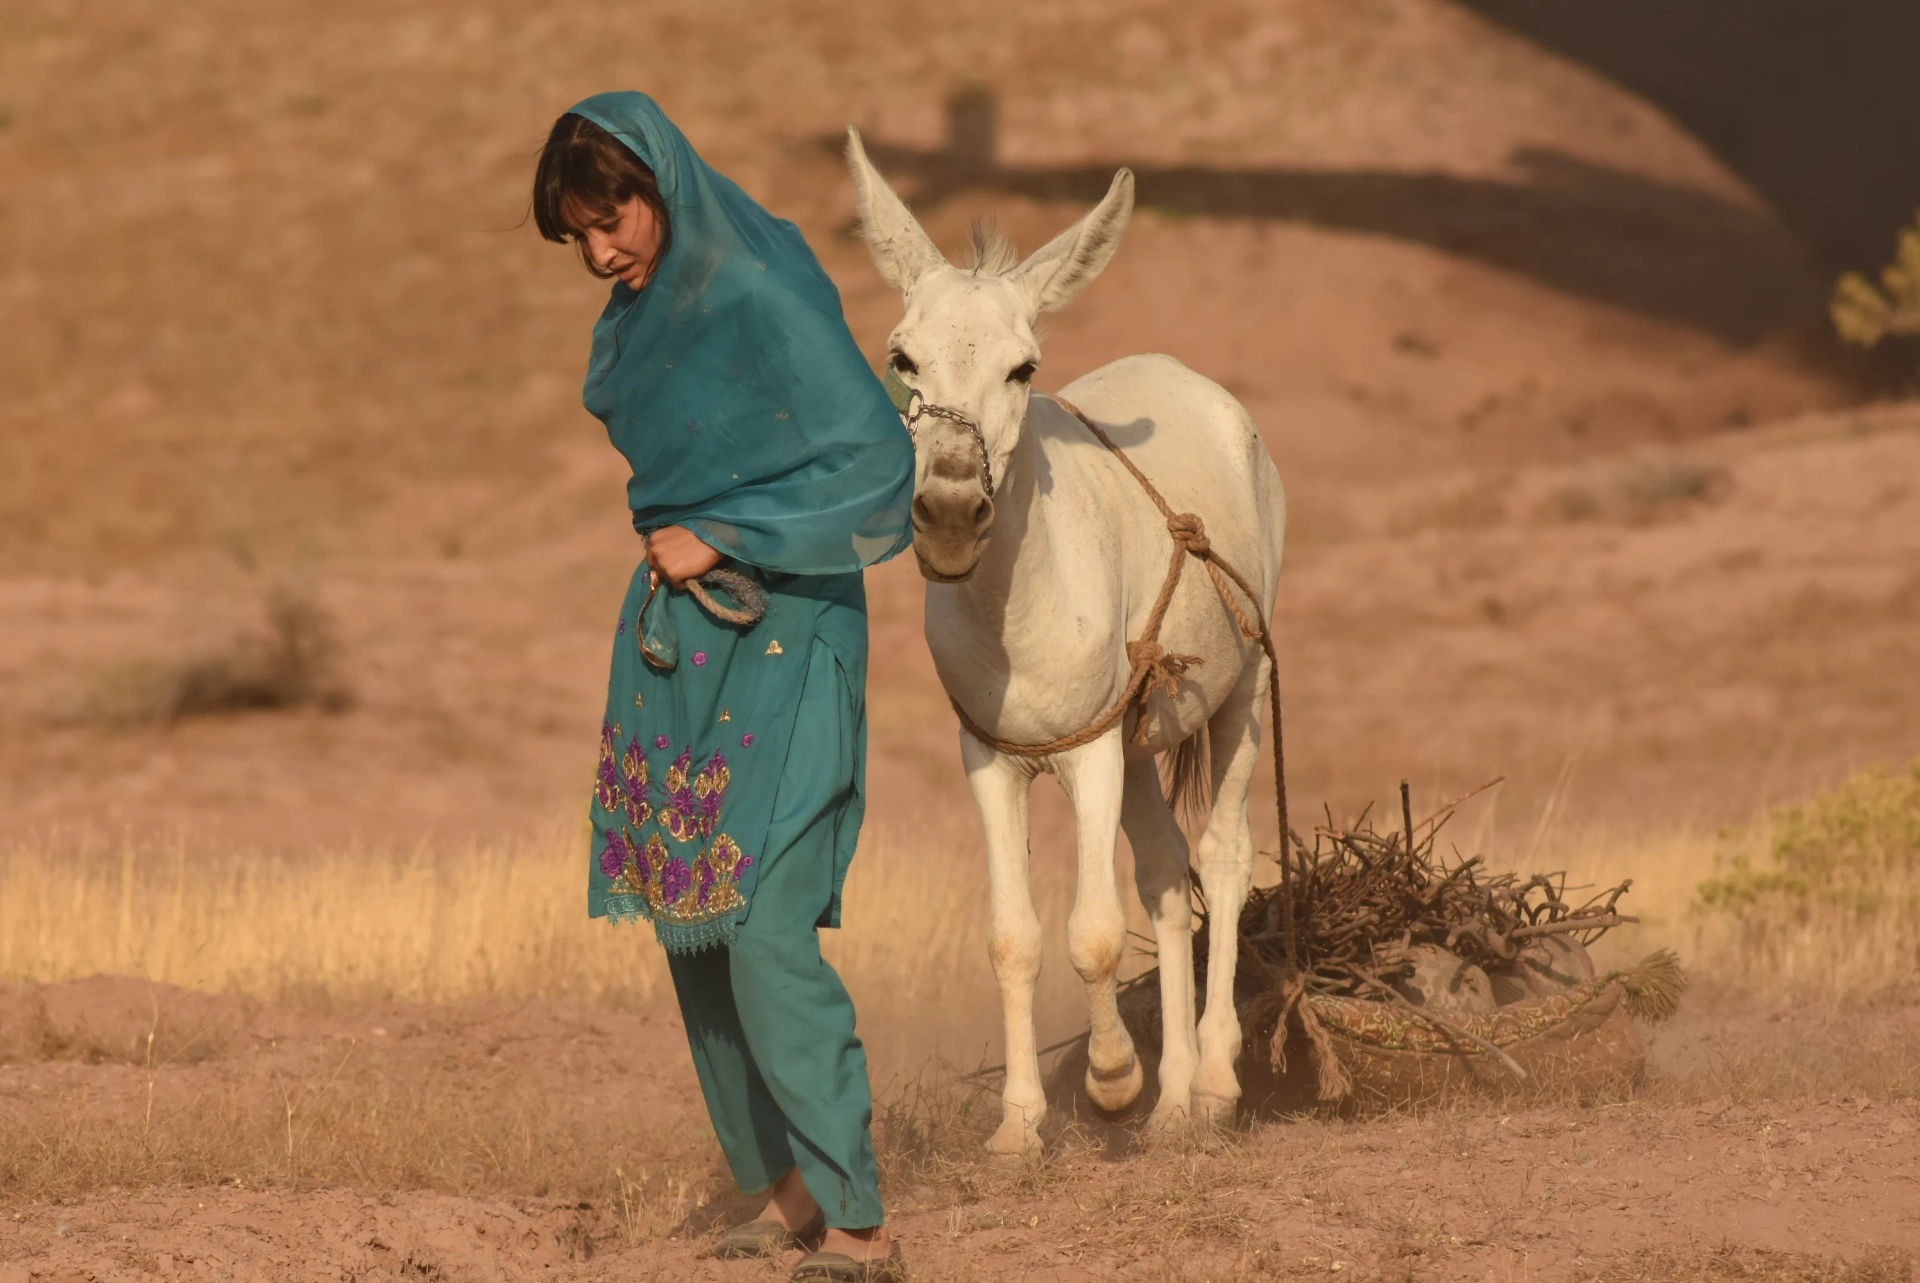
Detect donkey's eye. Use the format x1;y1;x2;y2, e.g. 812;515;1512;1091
890;352;918;376
1009;361;1037;385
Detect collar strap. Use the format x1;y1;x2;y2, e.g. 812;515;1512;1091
882;362;916;416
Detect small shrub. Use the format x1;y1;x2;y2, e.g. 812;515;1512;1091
1700;763;1920;910
1832;212;1920;349
83;584;352;726
1543;459;1730;524
1616;459;1730;514
1695;763;1920;992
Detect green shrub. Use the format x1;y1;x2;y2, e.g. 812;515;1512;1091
1699;762;1920;915
1832;214;1920;348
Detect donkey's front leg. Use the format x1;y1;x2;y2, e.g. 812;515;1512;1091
960;732;1046;1156
1055;730;1142;1114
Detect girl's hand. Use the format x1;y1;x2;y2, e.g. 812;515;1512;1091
647;525;723;588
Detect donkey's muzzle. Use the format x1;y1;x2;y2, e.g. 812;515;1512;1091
911;483;994;582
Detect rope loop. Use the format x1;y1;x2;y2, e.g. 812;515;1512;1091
1167;512;1210;555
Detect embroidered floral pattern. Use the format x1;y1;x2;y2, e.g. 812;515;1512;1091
594;721;625;814
594;735;754;931
620;738;652;827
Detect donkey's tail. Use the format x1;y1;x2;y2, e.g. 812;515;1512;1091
1164;728;1212;833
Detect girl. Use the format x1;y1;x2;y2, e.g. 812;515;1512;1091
533;93;914;1283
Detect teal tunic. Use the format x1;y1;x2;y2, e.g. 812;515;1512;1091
589;569;869;951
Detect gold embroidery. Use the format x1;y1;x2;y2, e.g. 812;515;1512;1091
600;742;753;928
719;709;731;722
765;639;783;656
633;693;643;709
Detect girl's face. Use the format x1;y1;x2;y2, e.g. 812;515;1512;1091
570;195;663;289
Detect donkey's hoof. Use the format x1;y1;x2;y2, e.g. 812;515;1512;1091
1084;1054;1145;1114
1143;1099;1191;1141
1191;1091;1239;1128
986;1117;1044;1158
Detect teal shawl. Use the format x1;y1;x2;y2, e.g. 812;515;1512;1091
573;92;913;572
574;93;913;952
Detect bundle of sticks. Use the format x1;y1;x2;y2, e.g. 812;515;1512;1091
1180;779;1638;1011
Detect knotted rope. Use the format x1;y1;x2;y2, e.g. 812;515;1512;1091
948;396;1298;965
637;532;768;627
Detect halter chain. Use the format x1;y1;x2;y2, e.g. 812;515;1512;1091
902;388;996;498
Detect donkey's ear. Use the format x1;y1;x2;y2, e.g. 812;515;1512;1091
1012;168;1134;313
846;127;947;295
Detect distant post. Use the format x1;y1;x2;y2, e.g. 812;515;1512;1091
944;84;998;179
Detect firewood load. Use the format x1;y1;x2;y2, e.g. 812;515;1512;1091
1110;781;1688;1111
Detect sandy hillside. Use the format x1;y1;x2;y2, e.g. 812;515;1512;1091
0;0;1903;855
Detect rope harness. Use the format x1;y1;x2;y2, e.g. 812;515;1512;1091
911;387;1299;966
636;532;768;628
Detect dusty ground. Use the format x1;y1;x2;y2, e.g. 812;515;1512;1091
2;978;1918;1281
4;0;1920;1278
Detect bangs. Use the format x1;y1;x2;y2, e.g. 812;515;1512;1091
534;115;619;242
531;110;673;277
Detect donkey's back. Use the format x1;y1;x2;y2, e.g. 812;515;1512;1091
1033;352;1286;756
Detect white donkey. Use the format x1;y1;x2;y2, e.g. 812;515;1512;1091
847;133;1288;1154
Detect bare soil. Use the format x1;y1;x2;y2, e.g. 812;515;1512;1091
3;978;1918;1281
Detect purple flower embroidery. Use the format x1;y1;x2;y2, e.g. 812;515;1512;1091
741;733;755;747
698;861;716;906
692;651;707;667
600;831;630;879
595;742;624;814
656;734;671;750
617;618;625;635
660;857;692;903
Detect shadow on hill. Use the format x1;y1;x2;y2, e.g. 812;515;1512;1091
828;89;1825;346
1460;0;1920;276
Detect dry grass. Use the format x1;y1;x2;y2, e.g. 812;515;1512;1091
0;830;664;1008
0;808;1081;1068
3;765;1912;1045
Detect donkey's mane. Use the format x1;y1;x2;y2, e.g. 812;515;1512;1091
965;221;1019;277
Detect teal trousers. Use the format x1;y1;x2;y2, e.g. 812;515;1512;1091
665;641;882;1228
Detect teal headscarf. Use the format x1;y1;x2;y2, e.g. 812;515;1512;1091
570;92;914;574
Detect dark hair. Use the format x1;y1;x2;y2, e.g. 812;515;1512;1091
532;113;672;279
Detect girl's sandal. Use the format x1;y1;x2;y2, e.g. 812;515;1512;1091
790;1243;907;1282
713;1210;827;1259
